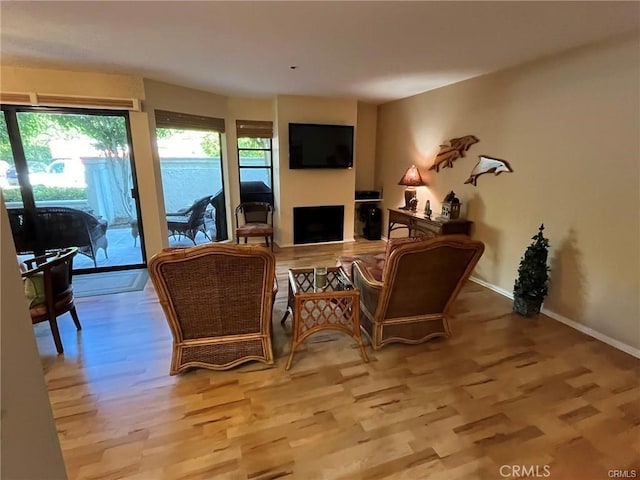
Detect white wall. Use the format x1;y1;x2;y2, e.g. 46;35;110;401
375;35;640;352
0;198;68;479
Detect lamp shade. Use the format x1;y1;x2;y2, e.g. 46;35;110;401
398;165;426;187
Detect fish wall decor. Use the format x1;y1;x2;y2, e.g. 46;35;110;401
429;135;479;172
464;155;513;186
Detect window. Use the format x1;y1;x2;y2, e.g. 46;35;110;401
236;120;274;206
155;110;228;244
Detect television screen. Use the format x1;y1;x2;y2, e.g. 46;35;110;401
289;123;354;169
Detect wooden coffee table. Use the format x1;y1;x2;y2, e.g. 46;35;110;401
281;266;369;370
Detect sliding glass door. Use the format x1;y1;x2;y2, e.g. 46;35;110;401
1;106;146;272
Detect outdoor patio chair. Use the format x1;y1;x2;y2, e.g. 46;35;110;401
166;195;213;245
8;207;108;268
20;247;81;354
149;243;277;374
235;202;274;251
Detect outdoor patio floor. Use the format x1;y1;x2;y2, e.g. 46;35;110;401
59;225;216;271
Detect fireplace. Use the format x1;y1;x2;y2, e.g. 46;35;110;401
293;205;344;245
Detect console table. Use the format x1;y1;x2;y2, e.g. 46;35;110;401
387;208;472;238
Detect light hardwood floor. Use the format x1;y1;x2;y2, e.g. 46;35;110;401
35;240;640;480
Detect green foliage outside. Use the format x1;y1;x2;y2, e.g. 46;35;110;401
201;133;221;157
2;185;87;202
47;113;134;218
0;112;55;164
513;224;550;301
237;137;271;157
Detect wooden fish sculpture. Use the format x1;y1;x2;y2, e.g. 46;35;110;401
449;135;479;157
464;155;513;186
429;145;461;172
429;135;479;172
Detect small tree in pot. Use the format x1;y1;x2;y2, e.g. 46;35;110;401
513;224;550;316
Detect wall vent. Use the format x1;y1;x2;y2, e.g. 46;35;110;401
0;92;140;111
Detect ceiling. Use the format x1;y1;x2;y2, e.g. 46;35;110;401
1;1;638;104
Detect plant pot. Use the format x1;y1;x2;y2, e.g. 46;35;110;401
513;295;542;317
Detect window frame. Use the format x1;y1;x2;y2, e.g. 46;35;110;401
237;136;274;206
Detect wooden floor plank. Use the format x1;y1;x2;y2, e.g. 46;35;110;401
30;239;640;479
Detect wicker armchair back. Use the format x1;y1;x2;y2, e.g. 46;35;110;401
149;243;276;374
350;235;484;349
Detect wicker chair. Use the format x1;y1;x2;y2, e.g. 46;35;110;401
21;247;81;354
149;243;277;374
166;195;213;245
8;207;108;268
346;235;484;349
235;202;274;251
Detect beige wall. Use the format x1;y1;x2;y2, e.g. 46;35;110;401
355;102;378;191
274;95;358;247
0;199;68;480
376;35;640;351
1;65;144;98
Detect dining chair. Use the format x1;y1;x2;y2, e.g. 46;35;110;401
235;202;274;251
21;247;81;354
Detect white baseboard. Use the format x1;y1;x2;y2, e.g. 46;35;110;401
469;276;640;359
470;276;513;299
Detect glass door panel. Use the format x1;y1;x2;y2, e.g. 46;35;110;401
3;108;146;272
157;128;227;244
0;111;19;206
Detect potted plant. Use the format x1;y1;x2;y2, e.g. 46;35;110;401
513;224;550;316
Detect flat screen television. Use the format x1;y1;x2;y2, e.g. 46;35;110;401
289;123;354;169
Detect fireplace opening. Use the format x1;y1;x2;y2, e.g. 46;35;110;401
293;205;344;245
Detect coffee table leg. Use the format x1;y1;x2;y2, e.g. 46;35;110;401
285;339;298;370
280;307;291;326
355;336;369;363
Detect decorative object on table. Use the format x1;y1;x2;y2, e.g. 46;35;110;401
513;224;550;317
429;134;479;172
438;191;461;221
314;266;328;291
464;155;513;186
398;165;427;211
385;207;472;238
424;199;432;218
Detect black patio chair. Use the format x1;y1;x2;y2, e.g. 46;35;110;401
166;195;213;245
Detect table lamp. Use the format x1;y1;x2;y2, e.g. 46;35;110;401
398;165;426;211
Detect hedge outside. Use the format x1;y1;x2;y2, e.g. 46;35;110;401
2;186;87;202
